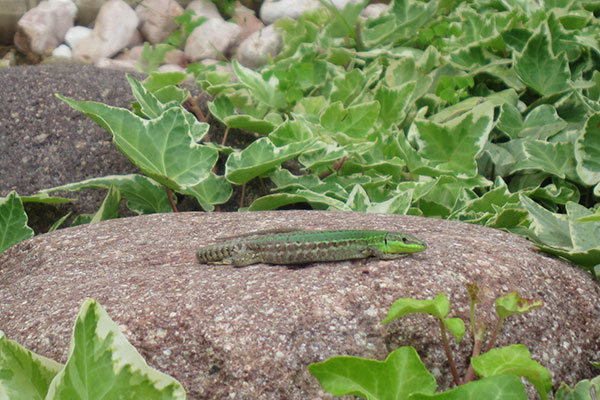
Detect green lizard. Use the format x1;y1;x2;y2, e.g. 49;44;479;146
196;229;427;266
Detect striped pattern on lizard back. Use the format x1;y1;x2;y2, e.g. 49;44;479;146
196;230;426;266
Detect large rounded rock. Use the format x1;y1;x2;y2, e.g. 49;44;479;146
0;211;598;398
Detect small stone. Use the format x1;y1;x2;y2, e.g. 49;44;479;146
33;133;49;144
136;0;184;44
64;26;93;49
185;0;222;21
184;18;242;62
360;3;388;19
94;58;138;72
235;25;282;69
232;3;264;41
72;0;139;63
259;0;320;24
51;44;72;59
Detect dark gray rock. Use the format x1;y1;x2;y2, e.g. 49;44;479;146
0;64;141;231
1;211;598;398
0;64;218;233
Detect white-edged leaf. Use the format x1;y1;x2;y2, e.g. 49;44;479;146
514;23;571;96
0;191;34;254
575;113;600;185
0;330;63;400
46;299;186;399
40;174;172;214
409;102;494;178
57;95;218;191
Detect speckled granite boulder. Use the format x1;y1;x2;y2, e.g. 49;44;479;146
0;211;598;398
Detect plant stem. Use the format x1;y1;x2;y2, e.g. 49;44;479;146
221;126;230;146
184;96;207;122
239;182;246;209
462;333;483;383
319;156;348;179
484;317;504;353
439;318;461;385
165;186;178;212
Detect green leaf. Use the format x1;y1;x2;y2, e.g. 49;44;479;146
0;191;34;254
345;184;370;211
511;140;578;180
435;75;475;105
308;346;436;400
270;119;315;146
565;201;600;251
89;185;121;223
208;96;277;134
451;177;520;221
232;60;287;110
143;71;188;93
555;375;600;400
471;345;552;400
20;193;74;204
409;374;527;400
366;190;414;214
0;330;63;400
71;214;93;227
247;190;349;211
320;101;380;139
127;75;208;142
225;138;319;185
502;29;531;53
48;212;72;232
179;173;233;211
514;23;571;96
575;113;600;185
456;8;501;48
520;195;600;268
519;194;572;247
496;103;567;140
383;57;432;99
495;292;543;320
46;299;186;399
136;43;172;74
382;293;451;323
409;103;494;178
430;90;517;124
57;95;218;191
40;174;172;214
362;0;437;46
329;68;366;105
443;318;467;343
375;81;416;128
224;114;278;135
449;44;490;69
526;178;580;206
